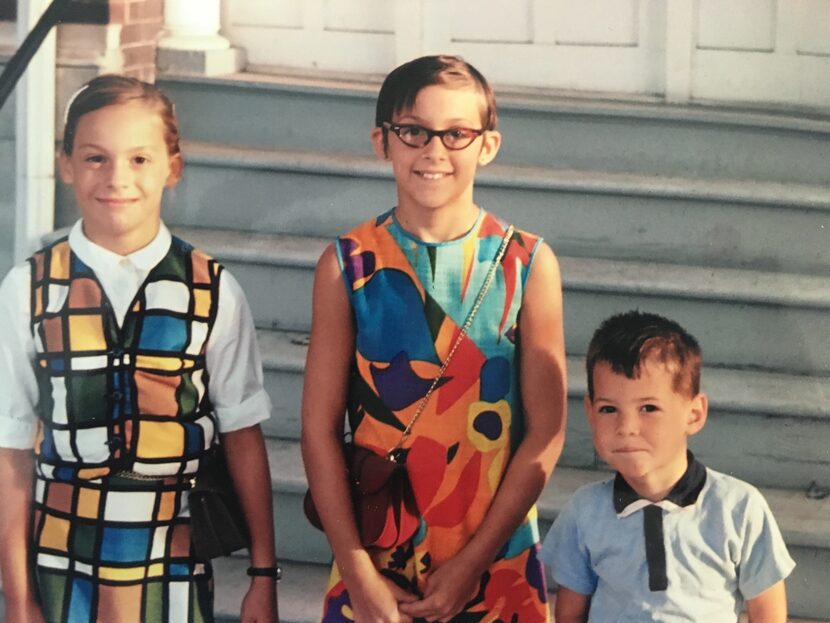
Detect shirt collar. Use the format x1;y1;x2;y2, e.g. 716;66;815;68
613;451;707;518
68;220;172;273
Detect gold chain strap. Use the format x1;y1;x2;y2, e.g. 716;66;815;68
387;224;515;459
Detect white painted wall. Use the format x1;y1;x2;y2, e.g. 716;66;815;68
222;0;830;109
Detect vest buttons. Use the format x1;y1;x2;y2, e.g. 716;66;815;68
106;437;123;450
109;347;124;358
111;391;123;401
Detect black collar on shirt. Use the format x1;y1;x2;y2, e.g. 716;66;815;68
612;451;707;592
613;450;707;514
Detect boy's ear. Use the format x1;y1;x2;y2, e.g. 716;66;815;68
477;130;501;166
165;153;183;187
685;393;708;436
370;127;388;160
58;152;74;184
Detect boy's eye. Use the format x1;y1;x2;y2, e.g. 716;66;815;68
401;125;425;138
447;128;471;140
84;155;104;164
133;156;149;165
641;404;659;413
598;405;616;414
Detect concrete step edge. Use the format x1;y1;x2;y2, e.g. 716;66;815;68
183;140;830;212
256;328;830;422
160;71;830;136
173;227;830;310
265;437;830;551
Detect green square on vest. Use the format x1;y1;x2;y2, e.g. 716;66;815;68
68;373;109;425
152;253;188;282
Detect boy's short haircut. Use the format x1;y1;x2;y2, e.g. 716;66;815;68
586;310;702;399
375;54;498;138
63;74;180;157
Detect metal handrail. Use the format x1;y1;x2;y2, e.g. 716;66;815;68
0;0;73;110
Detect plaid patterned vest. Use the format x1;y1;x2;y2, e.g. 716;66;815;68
29;236;222;482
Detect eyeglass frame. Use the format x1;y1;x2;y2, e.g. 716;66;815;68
381;121;487;151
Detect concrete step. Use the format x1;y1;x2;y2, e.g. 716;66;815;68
151;141;830;275
158;72;830;186
265;437;830;620
256;328;830;490
174;227;830;375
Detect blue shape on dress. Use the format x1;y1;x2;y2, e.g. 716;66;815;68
353;269;439;364
473;410;503;441
480;356;510;402
371;351;438;411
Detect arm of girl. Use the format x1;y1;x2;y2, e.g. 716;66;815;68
0;449;45;623
207;270;278;622
301;245;416;623
400;241;567;622
222;425;279;623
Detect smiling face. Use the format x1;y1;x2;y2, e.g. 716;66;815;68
371;84;500;227
59;101;182;255
586;358;708;501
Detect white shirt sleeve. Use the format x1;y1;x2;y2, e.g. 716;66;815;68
206;268;272;433
0;263;40;449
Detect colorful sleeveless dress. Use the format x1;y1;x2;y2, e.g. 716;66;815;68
322;210;550;622
28;236;221;622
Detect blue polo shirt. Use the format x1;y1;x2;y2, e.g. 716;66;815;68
540;456;795;622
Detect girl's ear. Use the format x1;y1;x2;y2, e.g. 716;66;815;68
686;393;708;436
478;130;501;166
165;153;183;187
58;152;74;184
370;126;388;160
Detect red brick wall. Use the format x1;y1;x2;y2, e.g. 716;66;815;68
111;0;163;81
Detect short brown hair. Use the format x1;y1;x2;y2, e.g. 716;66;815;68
63;74;180;156
375;55;497;132
586;310;702;399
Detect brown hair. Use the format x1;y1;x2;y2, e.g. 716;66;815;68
375;55;497;146
585;310;702;399
62;74;180;156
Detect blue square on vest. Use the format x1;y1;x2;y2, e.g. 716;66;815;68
138;316;188;352
100;526;151;563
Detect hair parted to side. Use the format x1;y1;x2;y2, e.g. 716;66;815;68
586;310;702;400
62;74;180;157
375;54;497;131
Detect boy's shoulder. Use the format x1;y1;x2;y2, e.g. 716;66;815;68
699;467;770;513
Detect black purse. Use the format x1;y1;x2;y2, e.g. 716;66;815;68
189;445;250;560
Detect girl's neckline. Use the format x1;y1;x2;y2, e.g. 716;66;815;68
390;206;485;247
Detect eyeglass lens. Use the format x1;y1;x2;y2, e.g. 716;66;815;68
394;125;481;150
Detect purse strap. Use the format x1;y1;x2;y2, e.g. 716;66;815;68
388;224;515;459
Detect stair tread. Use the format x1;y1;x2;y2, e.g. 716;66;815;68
174;226;830;309
162;71;830;136
183;139;830;211
256;328;830;421
264;437;830;550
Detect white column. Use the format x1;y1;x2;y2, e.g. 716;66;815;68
156;0;244;76
15;0;55;261
159;0;230;51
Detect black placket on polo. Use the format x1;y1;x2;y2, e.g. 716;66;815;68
613;451;707;592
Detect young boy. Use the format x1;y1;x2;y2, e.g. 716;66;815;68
541;310;794;622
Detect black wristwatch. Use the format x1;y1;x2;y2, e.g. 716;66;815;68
247;565;282;581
